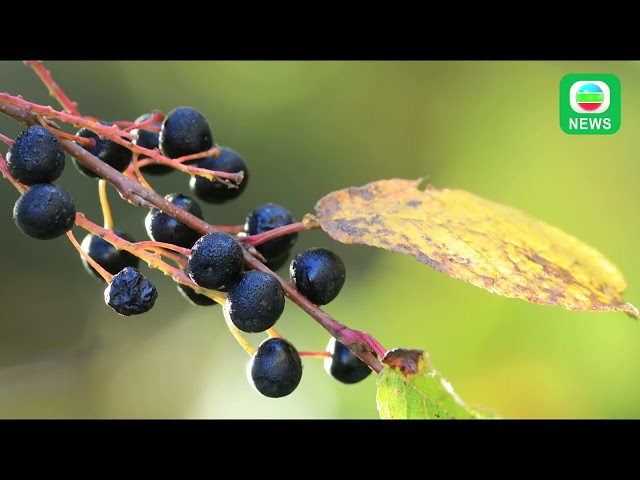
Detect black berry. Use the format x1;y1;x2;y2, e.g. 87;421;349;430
189;146;249;204
131;113;173;175
290;247;346;305
177;268;218;307
224;270;285;333
80;229;140;281
188;231;244;290
324;337;372;384
13;183;76;240
145;193;205;249
73;121;133;178
104;266;158;316
244;203;298;264
6;126;65;185
247;337;303;398
159;107;213;159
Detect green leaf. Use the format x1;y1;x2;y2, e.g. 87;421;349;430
376;348;499;419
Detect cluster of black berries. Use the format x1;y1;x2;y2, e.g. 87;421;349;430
6;106;372;399
8;126;76;240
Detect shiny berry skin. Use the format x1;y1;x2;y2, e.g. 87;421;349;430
145;193;204;249
13;183;76;240
224;270;285;333
244;203;298;263
177;268;218;306
290;248;346;305
188;231;244;290
247;337;303;398
324;337;372;384
73;121;132;178
104;267;158;316
6;126;65;185
80;229;140;281
131;113;173;175
159;107;213;159
189;146;249;204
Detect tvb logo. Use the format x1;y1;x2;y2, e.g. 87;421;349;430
560;74;621;135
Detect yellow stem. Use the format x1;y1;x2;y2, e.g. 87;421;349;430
130;152;155;192
223;306;256;356
98;179;114;230
266;328;282;338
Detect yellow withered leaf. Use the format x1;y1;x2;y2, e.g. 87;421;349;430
312;178;638;319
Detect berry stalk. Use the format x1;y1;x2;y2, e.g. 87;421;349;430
66;230;113;282
241;222;309;247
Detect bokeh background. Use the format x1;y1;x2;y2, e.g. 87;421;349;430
0;60;639;419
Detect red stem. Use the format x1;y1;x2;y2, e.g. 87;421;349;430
0;132;14;146
299;351;331;358
25;60;81;116
241;222;308;247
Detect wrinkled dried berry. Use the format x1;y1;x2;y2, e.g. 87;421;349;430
104;266;158;316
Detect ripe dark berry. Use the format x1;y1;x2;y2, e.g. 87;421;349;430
104;267;158;316
224;270;285;333
145;193;205;249
73;121;133;178
13;183;76;240
80;229;140;281
131;113;173;175
159;107;213;159
189;146;249;204
244;203;298;264
247;337;303;398
177;268;218;307
6;126;65;185
290;248;346;305
324;337;372;384
188;231;244;290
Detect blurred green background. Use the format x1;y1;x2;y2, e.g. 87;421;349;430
0;60;639;419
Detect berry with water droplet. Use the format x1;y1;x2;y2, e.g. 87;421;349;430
247;337;303;398
6;126;65;185
13;183;76;240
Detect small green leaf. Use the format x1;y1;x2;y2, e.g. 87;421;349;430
376;348;499;419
